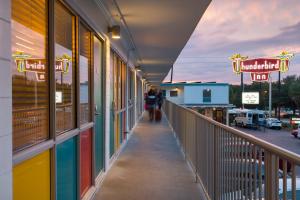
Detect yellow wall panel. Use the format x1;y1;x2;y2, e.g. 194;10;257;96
13;150;50;200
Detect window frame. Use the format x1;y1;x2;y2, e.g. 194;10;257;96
12;0;109;197
203;88;212;103
170;90;178;97
78;21;93;126
12;0;106;165
54;0;77;135
11;0;50;153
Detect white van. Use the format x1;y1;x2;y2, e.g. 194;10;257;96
234;109;259;128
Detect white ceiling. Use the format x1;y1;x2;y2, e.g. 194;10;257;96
105;0;211;85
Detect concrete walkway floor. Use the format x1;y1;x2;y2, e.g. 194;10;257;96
94;113;205;200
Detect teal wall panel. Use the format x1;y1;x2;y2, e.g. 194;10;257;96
110;105;115;157
95;114;104;176
56;137;77;200
94;35;104;176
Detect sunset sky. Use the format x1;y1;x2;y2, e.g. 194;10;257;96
164;0;300;84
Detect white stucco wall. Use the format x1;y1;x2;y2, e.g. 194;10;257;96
184;85;229;104
0;0;12;199
164;86;184;104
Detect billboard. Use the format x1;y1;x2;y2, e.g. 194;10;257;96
242;92;259;104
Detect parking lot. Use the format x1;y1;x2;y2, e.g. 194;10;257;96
234;126;300;155
234;126;300;177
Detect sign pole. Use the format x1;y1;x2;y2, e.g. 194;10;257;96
241;72;244;109
269;75;272;117
278;71;281;120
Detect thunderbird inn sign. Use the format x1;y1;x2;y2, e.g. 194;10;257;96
230;51;294;82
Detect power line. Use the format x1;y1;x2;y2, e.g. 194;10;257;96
178;52;300;59
175;61;229;64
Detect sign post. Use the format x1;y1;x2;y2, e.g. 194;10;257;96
269;75;272;117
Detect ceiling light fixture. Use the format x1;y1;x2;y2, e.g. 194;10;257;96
16;36;34;44
108;25;121;39
135;66;142;72
16;43;34;50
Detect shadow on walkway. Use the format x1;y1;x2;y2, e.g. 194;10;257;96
94;112;205;200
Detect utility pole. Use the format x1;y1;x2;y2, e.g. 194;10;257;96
259;82;262;109
170;66;174;83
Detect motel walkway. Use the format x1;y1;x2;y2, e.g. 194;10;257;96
94;113;206;200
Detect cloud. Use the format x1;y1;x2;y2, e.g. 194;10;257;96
165;0;300;84
204;20;300;56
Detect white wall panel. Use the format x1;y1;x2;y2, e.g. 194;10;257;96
184;85;229;104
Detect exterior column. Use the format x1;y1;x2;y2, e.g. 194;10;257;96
0;0;13;199
134;70;137;123
125;64;129;134
226;108;229;126
142;80;145;112
104;40;111;171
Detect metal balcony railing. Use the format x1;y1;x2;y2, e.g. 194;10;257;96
163;100;300;200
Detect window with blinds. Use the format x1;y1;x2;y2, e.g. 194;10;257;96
79;23;91;125
11;0;49;152
112;52;127;111
55;1;76;134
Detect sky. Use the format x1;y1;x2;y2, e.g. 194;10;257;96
163;0;300;84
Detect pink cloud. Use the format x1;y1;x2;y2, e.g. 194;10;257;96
165;0;300;84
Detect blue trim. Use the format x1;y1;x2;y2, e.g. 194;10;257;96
160;83;229;87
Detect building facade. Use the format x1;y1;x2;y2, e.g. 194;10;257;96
1;1;146;199
161;82;233;124
0;0;211;199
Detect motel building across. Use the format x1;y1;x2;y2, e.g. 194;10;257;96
160;82;234;125
0;0;212;199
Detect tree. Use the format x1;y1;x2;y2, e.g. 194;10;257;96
288;78;300;110
229;75;300;112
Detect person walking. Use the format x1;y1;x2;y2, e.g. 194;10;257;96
146;89;157;121
157;91;164;110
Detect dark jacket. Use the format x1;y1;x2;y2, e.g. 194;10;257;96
146;91;157;106
157;93;163;105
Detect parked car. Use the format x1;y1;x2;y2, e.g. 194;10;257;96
279;177;300;199
291;124;300;138
265;118;282;129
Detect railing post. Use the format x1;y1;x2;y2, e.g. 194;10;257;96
265;151;277;200
213;125;219;200
213;125;216;200
195;116;198;183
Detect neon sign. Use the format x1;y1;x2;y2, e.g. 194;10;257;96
56;54;72;74
250;72;269;82
13;51;71;81
230;51;294;82
241;58;280;72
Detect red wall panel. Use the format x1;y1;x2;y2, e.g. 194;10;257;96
80;129;92;197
